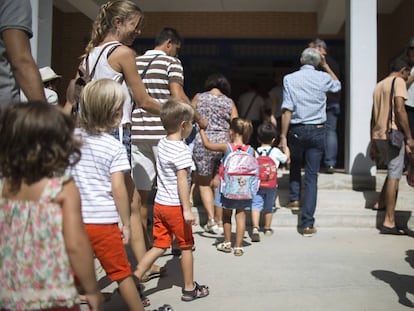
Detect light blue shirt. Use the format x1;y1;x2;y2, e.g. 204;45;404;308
281;64;341;124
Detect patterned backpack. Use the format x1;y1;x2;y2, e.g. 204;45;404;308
257;147;278;189
220;143;259;200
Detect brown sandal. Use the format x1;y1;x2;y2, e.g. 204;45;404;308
181;282;209;302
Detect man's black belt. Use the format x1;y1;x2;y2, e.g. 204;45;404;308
290;123;325;128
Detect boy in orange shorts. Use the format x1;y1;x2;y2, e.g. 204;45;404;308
134;98;209;302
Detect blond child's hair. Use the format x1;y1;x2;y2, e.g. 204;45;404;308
80;79;125;134
230;117;253;144
160;98;194;132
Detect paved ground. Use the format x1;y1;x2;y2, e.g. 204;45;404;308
85;223;414;311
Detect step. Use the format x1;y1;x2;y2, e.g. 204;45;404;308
192;170;414;229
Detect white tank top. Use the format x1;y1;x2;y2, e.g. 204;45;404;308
86;41;133;124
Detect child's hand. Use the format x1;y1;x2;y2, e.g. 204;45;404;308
183;209;196;225
85;291;104;311
121;225;130;245
197;117;209;130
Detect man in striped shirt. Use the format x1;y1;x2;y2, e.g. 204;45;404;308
131;27;190;227
132;28;207;235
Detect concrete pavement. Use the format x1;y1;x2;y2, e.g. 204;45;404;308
90;223;414;311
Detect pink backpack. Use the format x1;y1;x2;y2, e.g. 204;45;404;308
220;143;259;200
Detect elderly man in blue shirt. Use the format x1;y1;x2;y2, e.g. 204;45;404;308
279;47;341;237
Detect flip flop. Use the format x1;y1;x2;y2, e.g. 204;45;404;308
380;226;406;235
140;266;167;282
371;202;386;211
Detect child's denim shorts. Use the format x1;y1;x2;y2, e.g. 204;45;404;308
252;187;277;213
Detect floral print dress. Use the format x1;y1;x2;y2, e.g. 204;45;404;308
0;175;79;311
193;92;234;176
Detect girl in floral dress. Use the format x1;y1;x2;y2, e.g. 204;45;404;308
0;101;103;311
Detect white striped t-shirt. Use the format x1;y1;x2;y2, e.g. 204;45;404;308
155;137;192;206
71;129;131;224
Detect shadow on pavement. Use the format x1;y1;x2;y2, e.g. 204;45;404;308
371;249;414;308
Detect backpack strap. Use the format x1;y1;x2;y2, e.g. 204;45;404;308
81;43;120;82
266;147;274;156
140;54;160;79
257;146;274;156
89;43;121;80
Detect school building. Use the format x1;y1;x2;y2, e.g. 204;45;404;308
30;0;413;175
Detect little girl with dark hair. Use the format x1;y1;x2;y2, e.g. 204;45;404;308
0;101;103;311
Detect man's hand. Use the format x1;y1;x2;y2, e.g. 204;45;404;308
406;138;414;153
278;135;288;153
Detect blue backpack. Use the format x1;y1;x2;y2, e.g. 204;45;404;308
220;143;259;200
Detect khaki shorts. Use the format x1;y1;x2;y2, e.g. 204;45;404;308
131;142;158;191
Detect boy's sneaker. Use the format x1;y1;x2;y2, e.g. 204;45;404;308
251;227;260;242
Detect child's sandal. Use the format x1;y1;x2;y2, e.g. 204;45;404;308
181;282;209;302
136;283;151;307
216;241;232;253
148;304;174;311
233;247;244;256
264;228;274;236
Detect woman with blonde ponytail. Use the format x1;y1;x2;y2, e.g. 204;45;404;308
66;1;164;310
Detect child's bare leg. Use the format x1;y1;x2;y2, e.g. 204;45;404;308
234;209;246;248
134;247;165;280
180;248;209;301
181;248;194;290
222;208;232;243
215;205;223;225
264;212;273;229
117;276;144;311
251;209;261;229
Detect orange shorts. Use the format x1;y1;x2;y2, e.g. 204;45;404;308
84;224;131;282
152;202;194;249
